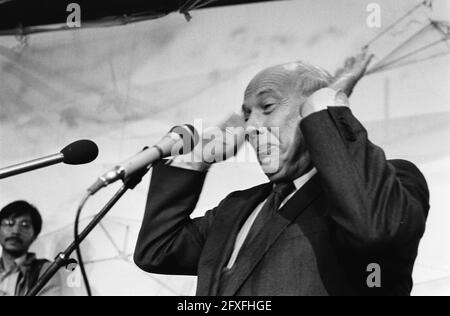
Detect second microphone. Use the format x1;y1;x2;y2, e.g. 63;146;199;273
88;124;199;195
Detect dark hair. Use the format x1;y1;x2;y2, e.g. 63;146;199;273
0;201;43;237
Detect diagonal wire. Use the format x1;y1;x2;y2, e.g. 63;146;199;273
85;253;133;265
363;0;431;48
368;22;435;72
368;37;447;74
431;21;450;38
122;225;130;254
99;222;123;256
85;256;126;265
368;50;450;74
431;21;450;50
376;22;433;61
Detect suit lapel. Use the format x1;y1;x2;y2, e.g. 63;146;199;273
219;175;323;296
196;182;272;296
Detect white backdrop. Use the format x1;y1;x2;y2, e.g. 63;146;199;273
0;0;449;295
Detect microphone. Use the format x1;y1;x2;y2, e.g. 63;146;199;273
0;140;99;180
87;124;199;195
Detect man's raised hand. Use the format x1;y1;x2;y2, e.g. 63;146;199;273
330;49;374;97
199;113;246;165
173;113;246;170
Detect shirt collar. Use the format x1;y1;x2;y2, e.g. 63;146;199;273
0;253;37;274
292;167;318;191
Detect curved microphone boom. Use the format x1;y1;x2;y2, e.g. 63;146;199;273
87;124;199;196
0;140;99;180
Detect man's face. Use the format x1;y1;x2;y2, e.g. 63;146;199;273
0;214;35;257
242;66;312;182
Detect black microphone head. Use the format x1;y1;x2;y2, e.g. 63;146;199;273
169;124;200;155
61;140;99;165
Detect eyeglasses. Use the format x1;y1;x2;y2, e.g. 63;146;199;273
0;219;33;232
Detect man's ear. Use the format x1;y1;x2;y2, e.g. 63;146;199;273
296;96;308;118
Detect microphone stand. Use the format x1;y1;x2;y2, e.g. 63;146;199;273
0;154;64;179
26;166;151;296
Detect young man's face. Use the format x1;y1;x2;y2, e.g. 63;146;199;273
0;214;36;257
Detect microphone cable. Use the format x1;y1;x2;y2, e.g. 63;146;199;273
74;193;93;296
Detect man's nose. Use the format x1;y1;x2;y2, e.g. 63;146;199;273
245;111;261;128
10;224;22;235
245;114;263;137
245;126;263;143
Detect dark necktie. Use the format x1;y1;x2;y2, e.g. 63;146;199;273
218;182;296;295
242;181;296;247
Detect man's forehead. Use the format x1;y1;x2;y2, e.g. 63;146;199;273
254;88;283;99
282;63;302;71
246;73;290;98
7;214;32;221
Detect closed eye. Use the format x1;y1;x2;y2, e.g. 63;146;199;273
262;103;276;112
242;110;251;122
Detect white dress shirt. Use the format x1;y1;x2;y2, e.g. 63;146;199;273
0;255;27;296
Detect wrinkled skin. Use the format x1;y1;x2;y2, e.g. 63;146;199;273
242;63;319;182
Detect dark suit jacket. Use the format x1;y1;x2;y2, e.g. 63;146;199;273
134;107;430;296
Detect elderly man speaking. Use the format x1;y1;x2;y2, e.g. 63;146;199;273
134;52;429;296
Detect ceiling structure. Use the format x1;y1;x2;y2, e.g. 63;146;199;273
0;0;286;35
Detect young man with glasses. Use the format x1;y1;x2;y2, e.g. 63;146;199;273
0;200;62;296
